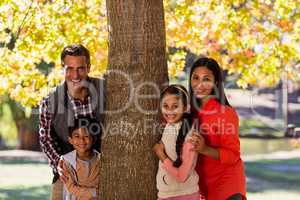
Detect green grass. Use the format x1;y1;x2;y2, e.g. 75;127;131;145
240;138;294;155
239;118;283;138
245;158;300;183
0;160;52;200
253;158;300;165
1;158;300;200
246;158;300;200
246;164;300;183
0;185;50;200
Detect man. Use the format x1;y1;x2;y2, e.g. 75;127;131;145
39;44;105;200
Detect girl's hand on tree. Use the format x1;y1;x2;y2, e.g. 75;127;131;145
153;142;167;162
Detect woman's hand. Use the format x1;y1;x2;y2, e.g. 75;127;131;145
153;142;167;162
189;133;220;160
189;133;207;154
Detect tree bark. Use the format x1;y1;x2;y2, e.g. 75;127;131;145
100;0;168;199
17;120;39;151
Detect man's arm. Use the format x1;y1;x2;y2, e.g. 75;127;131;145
39;97;60;172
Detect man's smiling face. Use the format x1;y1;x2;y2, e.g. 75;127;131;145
63;55;90;93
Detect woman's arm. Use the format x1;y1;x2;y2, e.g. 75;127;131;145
190;108;240;164
218;108;241;164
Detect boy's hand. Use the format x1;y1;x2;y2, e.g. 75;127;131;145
58;158;70;184
153;142;167;162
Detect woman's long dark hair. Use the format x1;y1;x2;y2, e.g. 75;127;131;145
188;57;231;116
160;84;193;168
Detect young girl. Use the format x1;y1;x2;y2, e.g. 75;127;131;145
153;84;202;200
188;57;246;200
59;117;101;200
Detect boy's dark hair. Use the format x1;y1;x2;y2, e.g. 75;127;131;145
61;44;90;66
68;116;101;137
160;84;193;168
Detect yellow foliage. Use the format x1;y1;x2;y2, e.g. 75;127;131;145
0;0;299;108
165;0;300;88
0;0;107;108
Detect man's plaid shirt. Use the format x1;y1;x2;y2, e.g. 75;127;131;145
39;93;93;172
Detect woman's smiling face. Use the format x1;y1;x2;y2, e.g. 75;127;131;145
191;66;215;99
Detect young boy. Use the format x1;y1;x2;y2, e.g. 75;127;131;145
59;117;101;200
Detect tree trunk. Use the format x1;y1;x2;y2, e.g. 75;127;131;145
16;120;40;151
100;0;168;199
6;98;40;151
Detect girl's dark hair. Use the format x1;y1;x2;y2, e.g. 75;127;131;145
189;57;231;115
160;84;193;168
173;113;193;167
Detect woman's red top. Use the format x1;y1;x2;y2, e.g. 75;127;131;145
195;98;246;200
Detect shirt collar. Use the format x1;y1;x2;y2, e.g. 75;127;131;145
198;97;219;116
76;150;97;163
67;91;91;103
165;121;182;130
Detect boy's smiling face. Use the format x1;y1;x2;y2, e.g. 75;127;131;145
68;127;94;158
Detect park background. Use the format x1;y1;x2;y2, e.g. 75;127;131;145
0;0;300;199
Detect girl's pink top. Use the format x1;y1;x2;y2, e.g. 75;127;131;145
162;142;197;182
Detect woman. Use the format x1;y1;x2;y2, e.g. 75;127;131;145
188;57;246;200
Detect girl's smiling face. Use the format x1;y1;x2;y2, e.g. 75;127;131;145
161;94;187;124
191;66;215;99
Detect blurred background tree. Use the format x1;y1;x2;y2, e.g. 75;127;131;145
0;0;299;149
0;0;107;149
165;0;300;87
